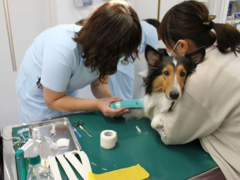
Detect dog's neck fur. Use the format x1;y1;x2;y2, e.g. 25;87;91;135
143;92;174;120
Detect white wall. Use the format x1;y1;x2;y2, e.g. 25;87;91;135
50;0;110;25
132;0;158;20
159;0;179;21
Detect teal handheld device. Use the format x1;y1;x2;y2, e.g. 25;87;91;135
110;99;143;109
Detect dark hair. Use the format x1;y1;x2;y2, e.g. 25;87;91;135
143;18;161;40
73;1;142;81
76;19;86;26
159;1;240;54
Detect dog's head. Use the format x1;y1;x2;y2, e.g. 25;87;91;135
144;45;205;100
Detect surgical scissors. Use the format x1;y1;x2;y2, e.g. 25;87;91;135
73;121;93;138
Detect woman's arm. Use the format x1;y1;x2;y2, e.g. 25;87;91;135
43;84;129;117
91;76;114;98
155;90;220;145
90;76;130;116
43;87;98;112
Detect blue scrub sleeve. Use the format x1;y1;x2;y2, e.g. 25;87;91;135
139;26;158;53
145;29;158;50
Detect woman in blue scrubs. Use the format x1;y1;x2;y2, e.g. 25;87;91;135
108;19;160;100
16;0;142;123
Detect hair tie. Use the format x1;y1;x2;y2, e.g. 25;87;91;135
203;15;216;30
209;21;215;29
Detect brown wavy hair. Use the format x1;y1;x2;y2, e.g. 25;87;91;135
159;1;240;54
74;1;142;82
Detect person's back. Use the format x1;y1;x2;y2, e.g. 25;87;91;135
197;48;240;179
17;24;80;81
16;24;86;122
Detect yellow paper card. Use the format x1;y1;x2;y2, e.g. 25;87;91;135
88;164;149;180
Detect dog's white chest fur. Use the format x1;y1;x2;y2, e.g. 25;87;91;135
123;92;174;120
143;92;173;120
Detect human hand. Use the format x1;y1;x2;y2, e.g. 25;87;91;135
97;97;129;117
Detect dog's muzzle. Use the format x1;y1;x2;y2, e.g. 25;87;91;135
169;87;180;100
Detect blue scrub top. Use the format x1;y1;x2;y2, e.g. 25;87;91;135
109;21;159;100
16;24;99;123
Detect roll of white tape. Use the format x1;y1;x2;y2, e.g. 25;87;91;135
100;130;117;149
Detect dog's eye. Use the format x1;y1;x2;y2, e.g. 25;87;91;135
180;71;186;77
163;71;170;76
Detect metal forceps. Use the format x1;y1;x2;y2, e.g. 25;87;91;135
73;121;93;138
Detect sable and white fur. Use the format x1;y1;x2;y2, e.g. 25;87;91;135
126;45;205;133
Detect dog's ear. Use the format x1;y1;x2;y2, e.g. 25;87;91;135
185;46;206;67
145;45;162;66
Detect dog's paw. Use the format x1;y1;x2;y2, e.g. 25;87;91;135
151;121;161;129
151;114;164;129
123;109;144;120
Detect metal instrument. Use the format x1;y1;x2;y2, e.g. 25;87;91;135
73;121;93;138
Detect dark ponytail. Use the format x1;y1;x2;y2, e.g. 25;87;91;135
213;23;240;53
160;0;240;54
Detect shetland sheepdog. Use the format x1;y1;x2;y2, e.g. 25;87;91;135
126;45;205;133
143;45;205;131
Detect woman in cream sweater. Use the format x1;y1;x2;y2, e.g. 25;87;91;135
154;1;240;179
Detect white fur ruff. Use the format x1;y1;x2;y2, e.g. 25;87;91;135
123;92;173;125
143;93;173;130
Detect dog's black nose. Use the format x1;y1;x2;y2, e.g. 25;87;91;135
170;91;179;100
